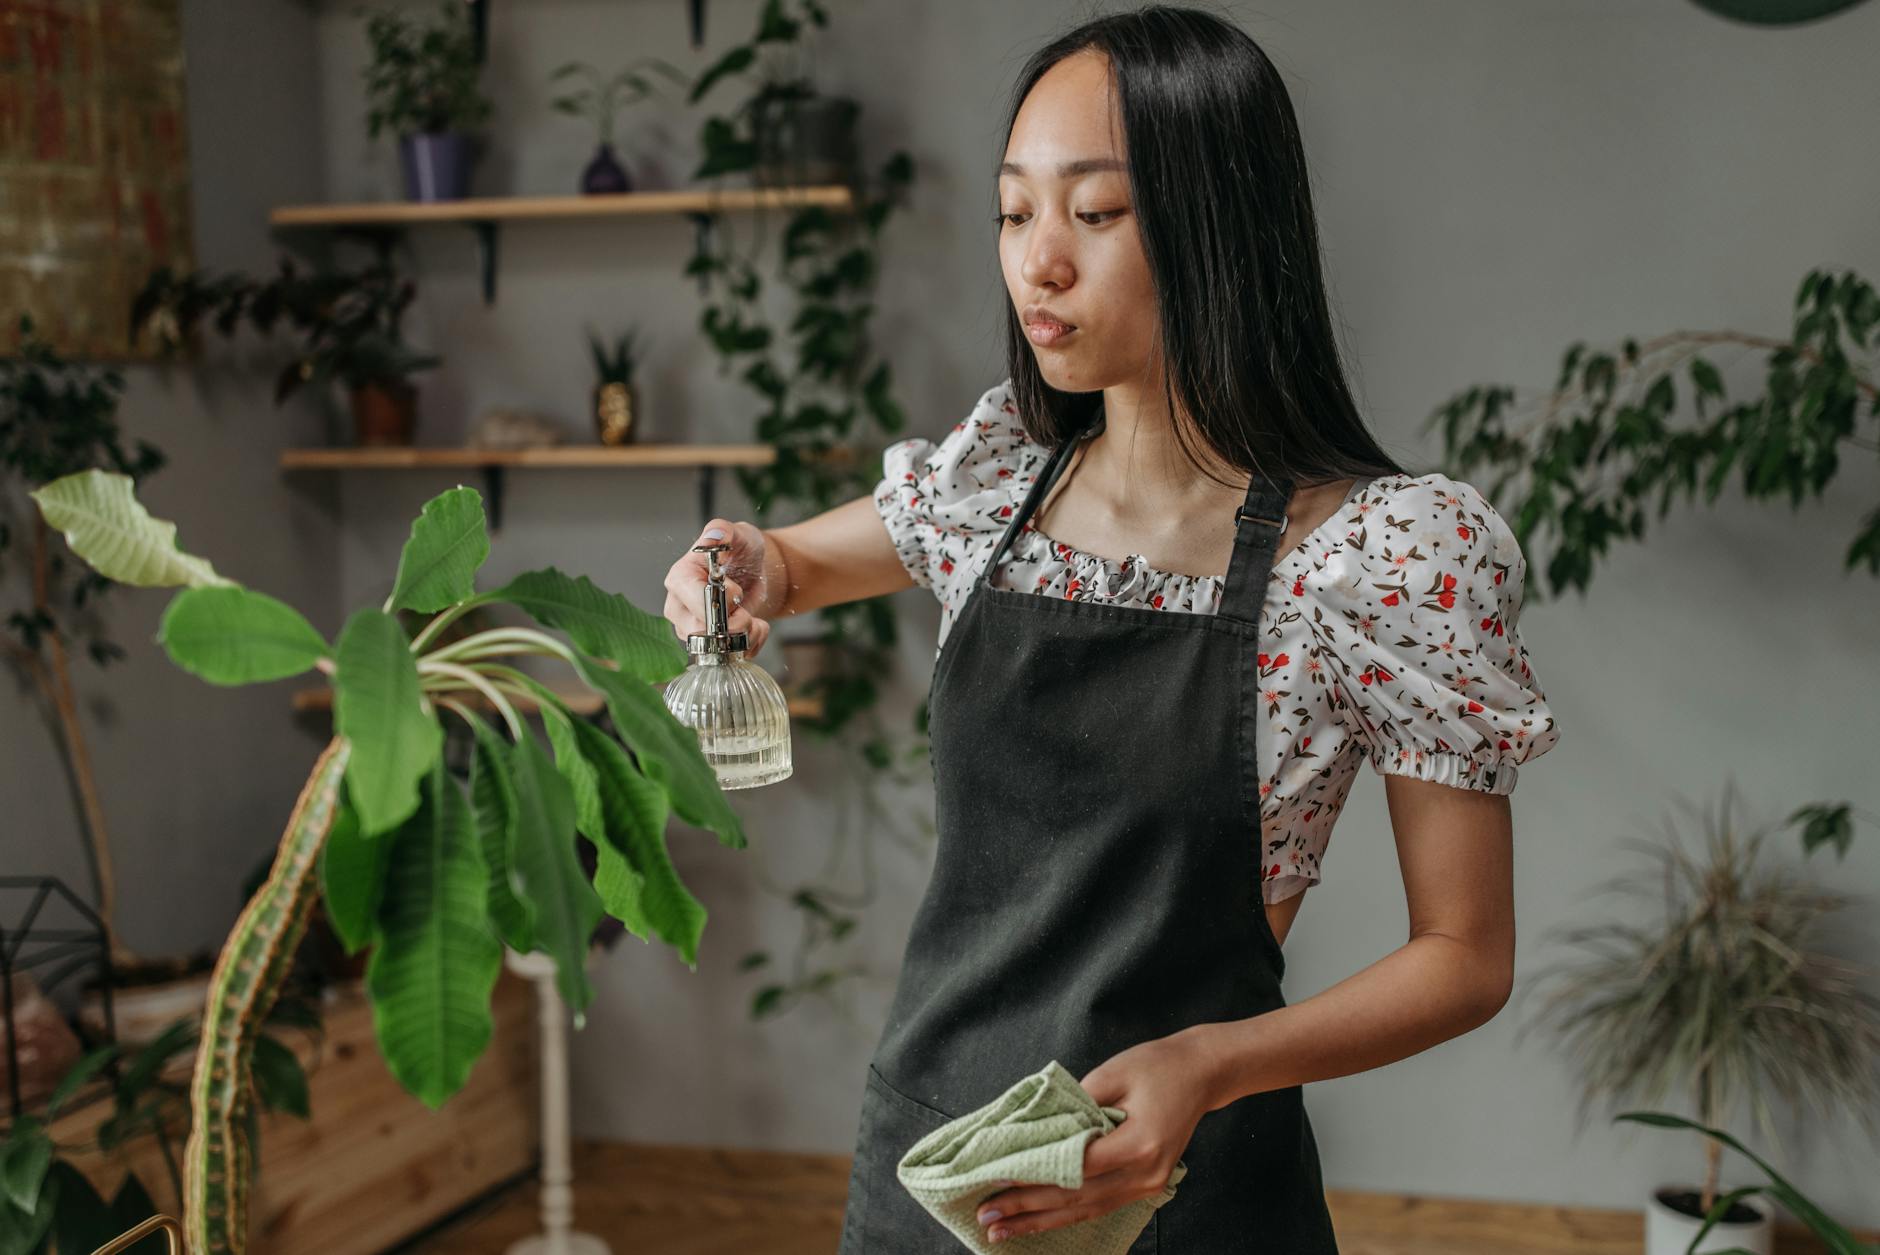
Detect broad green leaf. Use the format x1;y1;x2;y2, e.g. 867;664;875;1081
29;468;230;588
252;1033;310;1118
492;667;606;844
365;761;502;1110
335;608;443;836
44;1043;120;1119
318;794;389;954
0;1141;56;1253
387;486;490;613
158;585;329;685
570;719;708;969
0;1118;50;1213
508;731;604;1026
488;567;687;683
569;652;745;849
463;708;535;952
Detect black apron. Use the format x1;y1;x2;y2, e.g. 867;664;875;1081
839;412;1341;1253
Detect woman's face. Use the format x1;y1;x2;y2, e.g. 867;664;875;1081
997;50;1159;394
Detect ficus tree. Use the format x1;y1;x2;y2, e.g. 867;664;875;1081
25;469;743;1254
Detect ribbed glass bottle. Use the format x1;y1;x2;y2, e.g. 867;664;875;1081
662;653;793;789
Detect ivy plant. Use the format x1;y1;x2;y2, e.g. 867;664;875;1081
683;0;929;1026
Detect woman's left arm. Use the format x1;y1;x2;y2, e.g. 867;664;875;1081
1189;772;1516;1107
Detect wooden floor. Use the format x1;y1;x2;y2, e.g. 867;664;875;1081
398;1139;1866;1254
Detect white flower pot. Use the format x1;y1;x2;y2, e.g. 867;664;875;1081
1645;1184;1774;1255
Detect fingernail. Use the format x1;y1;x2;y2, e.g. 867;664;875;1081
703;527;726;540
978;1209;1002;1224
989;1228;1009;1242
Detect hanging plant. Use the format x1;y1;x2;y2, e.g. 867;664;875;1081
684;0;930;1024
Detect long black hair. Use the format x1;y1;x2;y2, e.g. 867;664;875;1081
997;4;1409;491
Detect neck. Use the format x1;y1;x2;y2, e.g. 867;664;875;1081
1075;378;1243;521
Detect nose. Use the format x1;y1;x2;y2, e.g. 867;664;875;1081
1018;209;1076;291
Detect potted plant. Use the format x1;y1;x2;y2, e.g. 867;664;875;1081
689;0;858;188
585;323;644;445
28;469;746;1252
549;57;689;194
131;256;443;447
360;0;493;202
1516;780;1880;1255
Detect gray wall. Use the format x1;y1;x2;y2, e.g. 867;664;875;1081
1;4;342;958
10;0;1876;1230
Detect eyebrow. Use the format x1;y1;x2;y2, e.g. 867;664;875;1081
997;157;1126;179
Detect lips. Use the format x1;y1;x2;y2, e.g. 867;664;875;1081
1023;306;1076;330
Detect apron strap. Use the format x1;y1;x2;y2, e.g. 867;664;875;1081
979;416;1090;588
1216;467;1294;626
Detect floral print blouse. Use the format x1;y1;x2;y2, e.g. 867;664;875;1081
872;380;1561;904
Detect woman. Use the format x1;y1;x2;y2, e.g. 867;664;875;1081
663;7;1559;1249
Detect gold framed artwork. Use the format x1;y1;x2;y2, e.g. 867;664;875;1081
0;0;195;360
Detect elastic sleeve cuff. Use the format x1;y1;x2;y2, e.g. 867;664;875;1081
1367;743;1519;795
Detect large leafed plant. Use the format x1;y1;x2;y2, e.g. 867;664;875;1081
25;469;743;1254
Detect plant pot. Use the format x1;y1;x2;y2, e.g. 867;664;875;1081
753;95;858;188
593;380;637;445
351;378;417;446
581;141;634;195
1645;1184;1774;1255
1;970;83;1110
398;130;477;201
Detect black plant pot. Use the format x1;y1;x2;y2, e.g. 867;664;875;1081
399;131;477;201
581;142;634;194
752;96;858;188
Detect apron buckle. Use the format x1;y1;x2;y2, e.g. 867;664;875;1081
1235;506;1289;531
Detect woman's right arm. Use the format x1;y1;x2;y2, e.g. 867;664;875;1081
661;494;913;657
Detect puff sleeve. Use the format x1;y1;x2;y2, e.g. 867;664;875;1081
1314;474;1560;794
871;381;1034;605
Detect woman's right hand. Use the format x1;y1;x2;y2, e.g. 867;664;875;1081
663;518;773;658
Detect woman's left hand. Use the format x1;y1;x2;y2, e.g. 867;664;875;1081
975;1029;1217;1244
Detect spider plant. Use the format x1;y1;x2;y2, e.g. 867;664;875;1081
1515;778;1880;1221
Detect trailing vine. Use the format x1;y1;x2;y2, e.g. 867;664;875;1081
683;0;932;1026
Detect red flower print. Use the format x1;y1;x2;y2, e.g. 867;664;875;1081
1268;864;1280;878
1151;593;1164;608
997;467;1013;478
1382;592;1400;606
939;557;955;575
1291;576;1305;597
1300;736;1311;749
1000;505;1014;517
1498;738;1511;750
1457;524;1472;541
1466;699;1485;713
1479;612;1505;637
1002;402;1017;414
1065;578;1083;599
1258;652;1270;668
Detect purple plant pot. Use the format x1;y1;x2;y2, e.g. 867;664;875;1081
581;142;634;195
399;131;476;201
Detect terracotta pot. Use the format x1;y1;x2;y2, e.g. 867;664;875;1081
593;380;637;445
351;378;417;446
0;970;83;1110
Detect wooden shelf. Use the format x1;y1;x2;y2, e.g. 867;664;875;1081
267;185;857;304
267;184;855;228
279;443;778;529
291;683;824;722
279;444;776;470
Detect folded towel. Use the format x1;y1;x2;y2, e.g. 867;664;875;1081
894;1058;1188;1254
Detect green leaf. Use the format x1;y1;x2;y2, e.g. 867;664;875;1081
334;608;443;836
463;708;535;952
44;1043;121;1119
365;760;502;1110
508;731;605;1026
252;1033;311;1118
318;793;389;954
569;719;710;969
0;1119;50;1213
0;1144;56;1253
688;44;754;103
29;468;229;588
487;567;687;682
157;585;329;685
387;486;490;613
569;653;746;849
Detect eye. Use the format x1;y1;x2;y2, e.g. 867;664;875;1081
994;210;1125;228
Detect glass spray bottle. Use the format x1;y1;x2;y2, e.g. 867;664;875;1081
662;539;794;788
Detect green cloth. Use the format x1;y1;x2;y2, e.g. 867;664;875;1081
894;1059;1189;1254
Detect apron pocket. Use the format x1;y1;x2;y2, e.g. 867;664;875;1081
839;1064;957;1251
